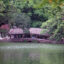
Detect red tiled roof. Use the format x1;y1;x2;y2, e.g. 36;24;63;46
29;28;49;36
0;24;9;30
29;28;42;35
9;28;23;34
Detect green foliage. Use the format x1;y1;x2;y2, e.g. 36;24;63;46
34;0;64;8
41;6;64;41
0;1;5;12
41;19;53;29
32;21;42;28
14;13;31;29
0;0;64;41
34;9;43;16
50;21;64;41
40;29;49;35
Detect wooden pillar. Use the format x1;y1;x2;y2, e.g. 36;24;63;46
10;35;11;39
30;34;32;38
36;34;37;38
22;34;24;38
17;34;18;38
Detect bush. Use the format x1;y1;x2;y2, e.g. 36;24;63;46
40;29;49;35
41;18;53;29
32;21;42;28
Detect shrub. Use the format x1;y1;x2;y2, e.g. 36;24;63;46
40;29;49;35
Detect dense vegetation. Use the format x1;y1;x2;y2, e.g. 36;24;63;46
0;0;64;41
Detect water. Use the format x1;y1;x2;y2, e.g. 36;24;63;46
0;43;64;64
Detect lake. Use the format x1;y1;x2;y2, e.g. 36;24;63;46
0;43;64;64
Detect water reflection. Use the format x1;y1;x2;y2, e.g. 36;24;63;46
0;45;64;64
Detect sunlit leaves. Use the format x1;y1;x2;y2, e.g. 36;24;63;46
0;1;5;12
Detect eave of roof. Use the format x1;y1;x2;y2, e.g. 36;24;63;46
9;28;23;34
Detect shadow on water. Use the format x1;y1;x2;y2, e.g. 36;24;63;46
0;44;64;64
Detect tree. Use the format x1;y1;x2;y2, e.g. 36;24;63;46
14;13;31;29
0;0;5;25
40;0;64;41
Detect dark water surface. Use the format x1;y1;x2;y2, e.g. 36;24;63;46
0;43;64;64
